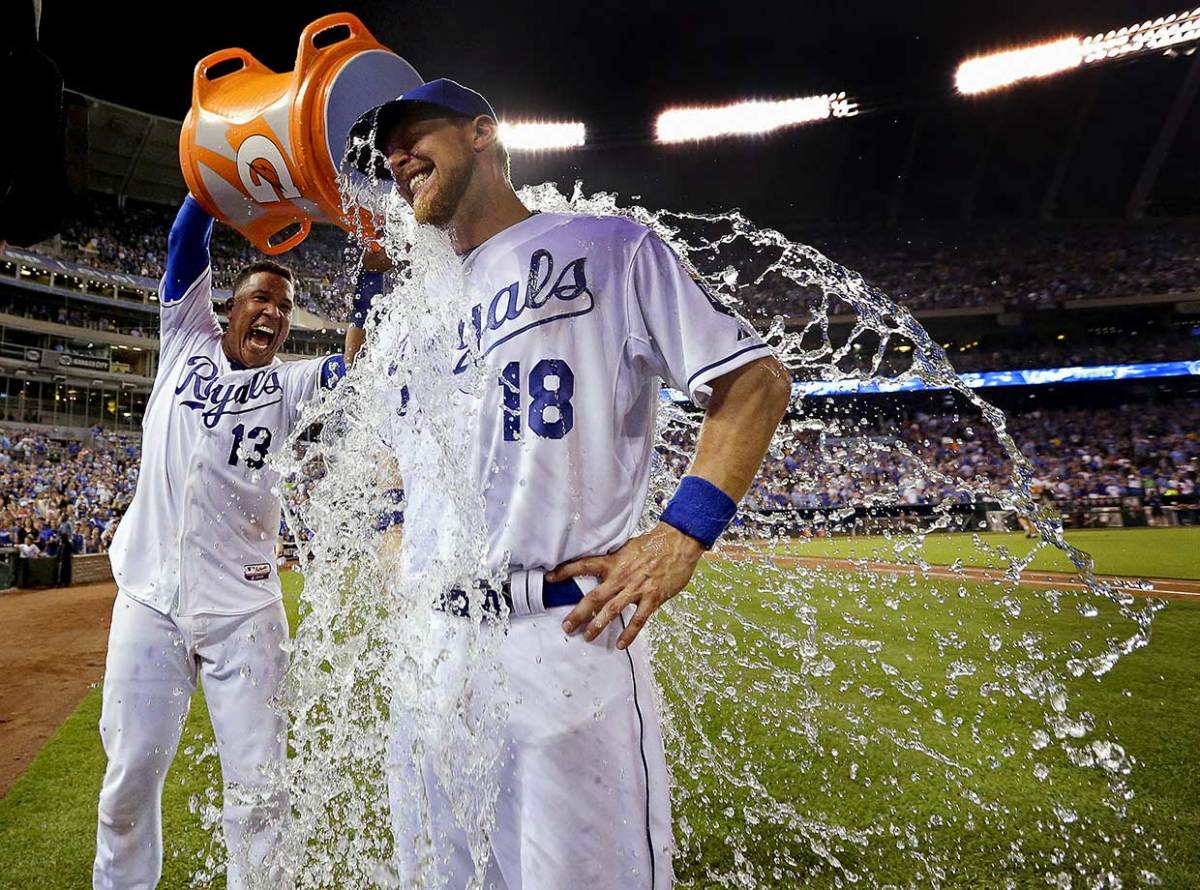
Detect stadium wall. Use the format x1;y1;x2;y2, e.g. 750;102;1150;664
71;553;113;585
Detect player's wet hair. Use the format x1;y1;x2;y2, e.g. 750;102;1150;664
232;260;294;298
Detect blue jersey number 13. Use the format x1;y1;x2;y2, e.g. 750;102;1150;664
500;359;574;441
228;424;273;469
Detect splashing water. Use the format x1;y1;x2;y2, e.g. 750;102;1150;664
243;172;1165;889
256;203;513;888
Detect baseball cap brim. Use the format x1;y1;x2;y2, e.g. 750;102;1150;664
344;78;498;180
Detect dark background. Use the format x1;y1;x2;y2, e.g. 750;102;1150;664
37;1;1200;225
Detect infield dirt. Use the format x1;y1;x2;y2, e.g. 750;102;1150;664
0;582;116;796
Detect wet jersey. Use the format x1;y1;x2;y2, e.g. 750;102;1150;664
109;265;342;616
390;211;771;574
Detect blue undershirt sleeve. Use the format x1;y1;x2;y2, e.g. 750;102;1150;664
162;195;214;305
350;270;385;328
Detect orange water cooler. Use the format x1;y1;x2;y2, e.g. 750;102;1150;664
179;13;420;254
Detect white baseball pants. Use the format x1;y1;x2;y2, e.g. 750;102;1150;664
387;594;674;890
92;592;289;890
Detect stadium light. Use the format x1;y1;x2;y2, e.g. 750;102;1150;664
955;38;1083;95
497;120;587;151
1083;8;1200;62
956;7;1200;95
655;93;858;144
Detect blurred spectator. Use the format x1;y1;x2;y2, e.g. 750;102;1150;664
658;398;1200;513
0;426;138;554
23;196;1200;320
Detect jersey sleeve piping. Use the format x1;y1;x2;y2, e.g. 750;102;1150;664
685;342;774;394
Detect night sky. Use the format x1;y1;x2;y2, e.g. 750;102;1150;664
37;1;1196;225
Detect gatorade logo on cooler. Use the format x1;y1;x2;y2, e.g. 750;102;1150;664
236;136;302;204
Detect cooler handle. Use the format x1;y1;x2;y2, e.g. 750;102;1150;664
192;48;272;109
260;219;312;256
295;12;376;77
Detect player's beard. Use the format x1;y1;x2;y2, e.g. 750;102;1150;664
413;154;473;227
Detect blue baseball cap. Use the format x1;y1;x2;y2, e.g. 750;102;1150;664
346;78;497;178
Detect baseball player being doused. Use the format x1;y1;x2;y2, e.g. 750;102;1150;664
348;79;793;889
94;196;345;890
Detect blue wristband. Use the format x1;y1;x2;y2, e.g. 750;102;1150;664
350;270;385;327
660;475;737;549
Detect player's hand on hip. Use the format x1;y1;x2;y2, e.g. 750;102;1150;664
549;522;705;650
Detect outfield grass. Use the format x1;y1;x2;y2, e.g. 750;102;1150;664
666;559;1200;888
777;527;1200;580
1;556;1197;888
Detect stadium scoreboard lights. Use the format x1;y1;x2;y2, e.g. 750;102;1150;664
655;93;859;144
956;7;1200;95
497;120;587;151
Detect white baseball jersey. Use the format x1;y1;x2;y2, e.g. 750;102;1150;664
109;267;340;616
389;211;771;574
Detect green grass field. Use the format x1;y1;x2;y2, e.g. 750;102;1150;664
777;527;1200;580
1;530;1197;888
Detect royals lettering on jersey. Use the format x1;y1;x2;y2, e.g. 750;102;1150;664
109;265;340;616
387;212;774;577
454;250;595;374
175;355;287;428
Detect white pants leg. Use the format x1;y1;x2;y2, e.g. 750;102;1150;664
389;601;674;890
93;593;197;890
196;601;290;890
493;605;674;890
93;595;290;890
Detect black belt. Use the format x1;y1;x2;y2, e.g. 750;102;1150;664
438;576;584;617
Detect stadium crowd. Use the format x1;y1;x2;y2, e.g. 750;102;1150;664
942;329;1199;374
0;391;1191;566
9;198;1199;539
800;326;1199;378
741;399;1200;516
801;223;1200;313
23;197;1200;321
0;297;152;338
0;426;138;557
48;196;354;320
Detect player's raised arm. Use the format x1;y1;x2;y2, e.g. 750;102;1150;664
551;231;792;648
159;195;222;347
344;246;393;363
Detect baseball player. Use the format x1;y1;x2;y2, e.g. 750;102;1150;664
351;80;792;888
94;195;344;890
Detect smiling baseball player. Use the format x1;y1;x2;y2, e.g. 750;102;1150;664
352;79;792;889
95;195;344;890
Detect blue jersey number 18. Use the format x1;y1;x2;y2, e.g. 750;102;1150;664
500;359;575;441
